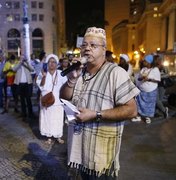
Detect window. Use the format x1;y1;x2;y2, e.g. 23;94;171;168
31;14;37;21
32;28;43;37
32;28;44;53
13;2;20;9
31;1;37;8
6;14;13;22
7;29;20;38
39;2;44;9
14;14;20;21
39;14;44;21
5;2;12;9
8;39;20;49
32;40;43;49
7;29;21;50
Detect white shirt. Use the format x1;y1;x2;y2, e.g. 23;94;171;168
20;66;27;83
138;67;161;92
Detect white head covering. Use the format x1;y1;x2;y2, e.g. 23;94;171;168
45;54;59;64
120;54;130;62
84;27;106;42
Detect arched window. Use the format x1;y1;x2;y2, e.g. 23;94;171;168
32;28;44;54
7;29;21;51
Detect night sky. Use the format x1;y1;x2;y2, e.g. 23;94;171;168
65;0;104;48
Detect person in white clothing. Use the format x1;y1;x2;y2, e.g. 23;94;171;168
132;54;161;123
119;54;134;80
36;54;67;144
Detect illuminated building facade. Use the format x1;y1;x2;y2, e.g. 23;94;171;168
105;0;176;71
0;0;65;57
105;0;130;52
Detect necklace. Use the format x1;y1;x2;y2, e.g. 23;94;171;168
82;61;106;82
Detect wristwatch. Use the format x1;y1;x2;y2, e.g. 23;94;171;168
96;111;102;122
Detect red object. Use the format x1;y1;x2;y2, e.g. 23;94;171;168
7;76;15;86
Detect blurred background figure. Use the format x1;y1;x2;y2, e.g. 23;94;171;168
106;50;115;63
30;53;37;82
58;57;70;71
13;55;34;122
34;51;47;109
119;54;133;77
154;54;169;118
2;54;19;114
0;55;6;111
67;53;75;65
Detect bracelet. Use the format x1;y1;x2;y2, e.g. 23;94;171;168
66;81;75;88
68;78;77;84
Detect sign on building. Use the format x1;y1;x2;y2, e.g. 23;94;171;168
76;36;83;48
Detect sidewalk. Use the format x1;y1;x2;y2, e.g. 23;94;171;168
119;115;176;180
0;104;175;179
0;109;69;179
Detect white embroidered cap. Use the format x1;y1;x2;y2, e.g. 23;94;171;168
45;54;59;64
84;27;106;41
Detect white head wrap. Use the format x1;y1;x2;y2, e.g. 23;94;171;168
120;54;130;62
45;54;59;64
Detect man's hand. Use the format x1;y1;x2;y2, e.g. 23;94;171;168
67;58;84;81
75;108;96;122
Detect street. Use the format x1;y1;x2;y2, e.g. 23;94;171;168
0;103;176;180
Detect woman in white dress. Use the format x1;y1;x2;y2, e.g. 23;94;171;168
36;54;67;144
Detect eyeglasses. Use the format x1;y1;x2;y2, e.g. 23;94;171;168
81;43;104;50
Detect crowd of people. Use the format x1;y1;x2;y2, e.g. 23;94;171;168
0;26;171;179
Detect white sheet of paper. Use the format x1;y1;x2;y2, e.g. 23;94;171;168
60;99;80;122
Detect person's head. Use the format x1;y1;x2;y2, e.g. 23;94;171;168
106;50;114;63
143;54;154;68
59;58;70;69
119;54;130;65
0;55;5;62
153;54;162;67
45;54;59;71
9;54;16;62
80;27;106;64
39;50;46;61
31;53;36;60
67;54;75;62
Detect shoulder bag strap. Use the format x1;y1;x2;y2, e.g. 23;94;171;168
51;72;57;92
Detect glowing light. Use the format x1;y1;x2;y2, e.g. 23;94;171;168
133;10;137;15
154;7;158;11
73;48;80;55
134;51;139;55
112;54;116;59
6;15;13;22
133;51;140;60
163;60;169;66
135;54;140;59
157;47;160;51
153;13;158;18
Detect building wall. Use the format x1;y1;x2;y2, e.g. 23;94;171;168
167;9;176;50
112;21;129;55
56;0;66;57
145;12;162;53
160;0;176;52
0;0;61;57
105;0;130;52
107;0;176;61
